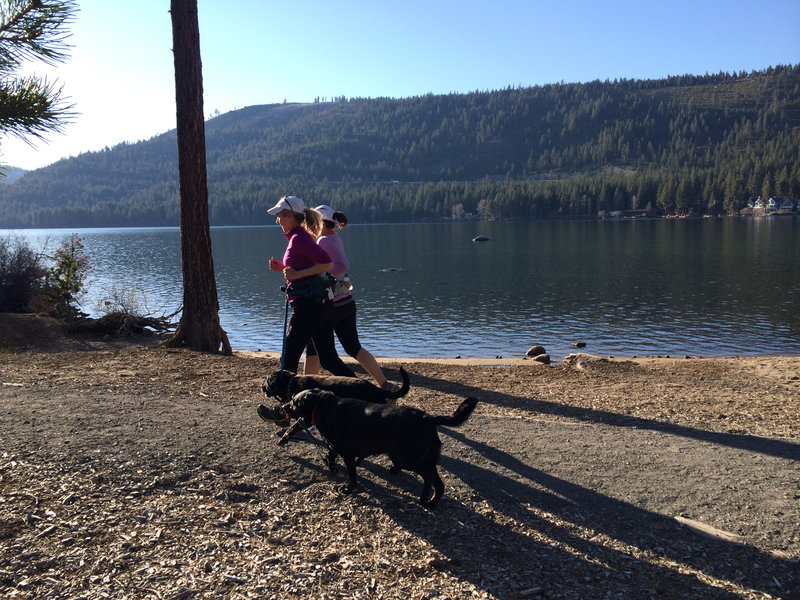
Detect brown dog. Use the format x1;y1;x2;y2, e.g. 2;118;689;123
262;366;409;404
281;389;478;508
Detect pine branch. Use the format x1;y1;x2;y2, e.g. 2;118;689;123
0;74;74;139
0;1;78;158
0;0;77;67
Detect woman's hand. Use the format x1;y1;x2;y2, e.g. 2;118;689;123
283;266;299;281
268;257;284;272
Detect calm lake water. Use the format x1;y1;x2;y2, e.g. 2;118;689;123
4;218;799;359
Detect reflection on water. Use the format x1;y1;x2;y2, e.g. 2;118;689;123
4;218;799;359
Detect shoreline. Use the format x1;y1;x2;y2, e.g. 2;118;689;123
3;211;799;232
3;313;798;362
232;349;800;367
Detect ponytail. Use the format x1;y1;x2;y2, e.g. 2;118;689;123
303;208;323;237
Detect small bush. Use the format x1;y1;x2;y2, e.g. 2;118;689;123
41;234;92;318
0;237;47;312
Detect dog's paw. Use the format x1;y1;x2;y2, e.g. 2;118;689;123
420;497;439;510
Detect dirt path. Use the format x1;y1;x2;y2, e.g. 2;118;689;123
0;325;798;598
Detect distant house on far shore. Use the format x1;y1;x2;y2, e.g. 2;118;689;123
763;197;798;215
741;196;797;216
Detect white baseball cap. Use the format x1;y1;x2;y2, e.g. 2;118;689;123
314;204;335;222
267;195;305;216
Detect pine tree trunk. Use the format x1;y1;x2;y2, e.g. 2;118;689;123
164;0;231;354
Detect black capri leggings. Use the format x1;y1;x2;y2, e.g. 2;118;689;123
306;296;362;360
285;297;354;377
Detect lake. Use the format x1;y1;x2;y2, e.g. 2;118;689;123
4;218;799;359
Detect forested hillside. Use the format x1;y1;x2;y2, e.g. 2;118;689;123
1;65;798;227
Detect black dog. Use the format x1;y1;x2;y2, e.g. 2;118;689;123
263;366;410;404
260;366;411;446
282;389;479;508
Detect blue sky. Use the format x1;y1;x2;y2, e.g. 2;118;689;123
3;0;799;171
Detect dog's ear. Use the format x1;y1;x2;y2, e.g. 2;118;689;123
298;389;322;404
293;389;310;402
283;389;311;418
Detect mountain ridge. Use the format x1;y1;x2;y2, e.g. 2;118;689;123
1;65;798;227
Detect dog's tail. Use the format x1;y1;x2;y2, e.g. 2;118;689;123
384;366;411;399
433;397;479;428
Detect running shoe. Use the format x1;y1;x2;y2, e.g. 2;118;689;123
257;404;290;427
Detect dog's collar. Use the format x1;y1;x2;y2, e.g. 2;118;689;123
309;393;325;426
